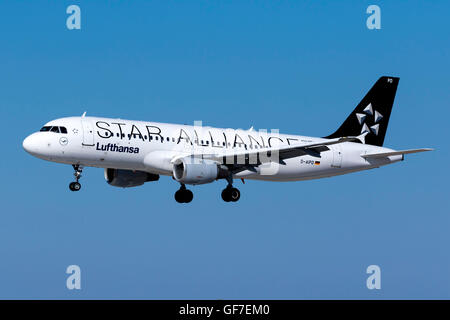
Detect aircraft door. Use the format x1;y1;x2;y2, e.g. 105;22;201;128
331;144;343;168
81;118;95;146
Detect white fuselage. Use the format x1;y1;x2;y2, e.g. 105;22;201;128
22;116;402;182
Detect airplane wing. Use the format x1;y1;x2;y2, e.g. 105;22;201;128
361;148;433;159
172;136;364;173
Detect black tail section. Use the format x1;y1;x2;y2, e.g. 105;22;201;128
325;76;400;146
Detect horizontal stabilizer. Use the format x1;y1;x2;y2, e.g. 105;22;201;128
362;148;433;159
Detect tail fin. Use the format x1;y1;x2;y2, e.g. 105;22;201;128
324;76;400;146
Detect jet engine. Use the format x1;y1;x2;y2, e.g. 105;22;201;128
105;168;159;188
173;157;229;185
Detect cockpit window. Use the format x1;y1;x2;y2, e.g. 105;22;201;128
40;126;68;133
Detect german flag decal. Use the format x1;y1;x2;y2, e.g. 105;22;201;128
314;161;321;165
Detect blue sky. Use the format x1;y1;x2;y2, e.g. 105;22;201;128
0;0;448;299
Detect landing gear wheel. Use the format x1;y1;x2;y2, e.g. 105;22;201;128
69;182;81;192
221;187;240;202
175;186;194;203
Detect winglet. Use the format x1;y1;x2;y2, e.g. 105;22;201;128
82;112;87;118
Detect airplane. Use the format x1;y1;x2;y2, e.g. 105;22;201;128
22;76;432;203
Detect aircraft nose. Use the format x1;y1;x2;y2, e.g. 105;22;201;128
22;133;40;155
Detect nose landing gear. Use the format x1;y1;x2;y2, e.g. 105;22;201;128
69;165;83;192
174;184;193;203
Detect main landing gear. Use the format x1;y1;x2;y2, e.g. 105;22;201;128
174;184;193;203
221;185;240;202
173;176;241;203
221;175;240;202
69;165;83;192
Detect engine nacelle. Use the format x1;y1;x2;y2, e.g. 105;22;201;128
173;157;228;185
105;168;159;188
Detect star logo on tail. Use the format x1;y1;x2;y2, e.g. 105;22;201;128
356;103;383;136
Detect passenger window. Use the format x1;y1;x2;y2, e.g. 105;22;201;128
50;126;60;133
